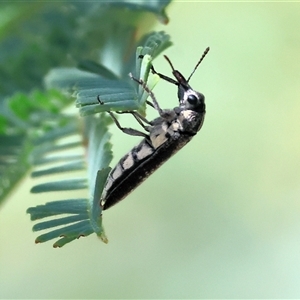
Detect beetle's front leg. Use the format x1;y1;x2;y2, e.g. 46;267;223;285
129;73;173;120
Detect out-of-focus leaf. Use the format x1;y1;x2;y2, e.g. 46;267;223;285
106;0;172;24
0;90;71;206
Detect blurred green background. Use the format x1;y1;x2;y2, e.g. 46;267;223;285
1;2;300;298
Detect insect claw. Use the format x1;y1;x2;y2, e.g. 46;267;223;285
129;72;143;85
97;95;104;105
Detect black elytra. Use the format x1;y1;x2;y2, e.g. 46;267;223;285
98;47;210;210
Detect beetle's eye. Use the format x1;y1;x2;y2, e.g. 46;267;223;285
187;94;198;105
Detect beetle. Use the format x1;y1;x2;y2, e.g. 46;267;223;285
99;47;210;210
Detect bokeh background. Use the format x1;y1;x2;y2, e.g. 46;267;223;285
1;2;300;298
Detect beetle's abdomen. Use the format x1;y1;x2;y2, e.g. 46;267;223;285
101;133;193;210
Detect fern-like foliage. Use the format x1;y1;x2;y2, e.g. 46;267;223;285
0;1;173;247
0;89;72;203
27;114;113;247
27;33;171;247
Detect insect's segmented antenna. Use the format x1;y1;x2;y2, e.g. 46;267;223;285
187;47;210;83
163;55;176;72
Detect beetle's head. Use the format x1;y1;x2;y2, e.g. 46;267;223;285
158;47;209;113
174;70;205;113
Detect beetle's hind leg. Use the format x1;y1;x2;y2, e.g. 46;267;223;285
97;95;149;138
116;111;152;131
108;111;149;138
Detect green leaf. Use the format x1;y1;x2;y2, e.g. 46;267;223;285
31;161;85;178
30;179;88;193
45;31;171;117
0;90;71;206
77;60;119;80
0;135;31;203
27;199;95;247
28;199;89;220
27;114;113;247
106;0;172;24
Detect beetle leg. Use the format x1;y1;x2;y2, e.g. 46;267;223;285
129;72;167;118
146;100;155;109
97;95;149;137
138;55;178;86
108;111;149;138
114;110;151;125
150;64;178;86
115;111;151;132
130;112;151;131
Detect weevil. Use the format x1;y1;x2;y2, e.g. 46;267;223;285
99;47;210;210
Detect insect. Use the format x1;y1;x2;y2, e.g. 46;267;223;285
99;47;210;210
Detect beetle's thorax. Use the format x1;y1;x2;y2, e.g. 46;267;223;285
149;102;205;150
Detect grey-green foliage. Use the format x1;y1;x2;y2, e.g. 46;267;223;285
0;1;172;246
0;89;72;203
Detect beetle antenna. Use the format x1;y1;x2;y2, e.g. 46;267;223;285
187;47;210;83
163;55;176;71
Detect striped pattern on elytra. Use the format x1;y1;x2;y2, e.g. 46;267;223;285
99;47;210;210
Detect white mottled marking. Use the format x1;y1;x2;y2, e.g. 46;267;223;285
151;131;168;149
111;163;123;179
170;120;181;132
150;122;168;149
122;153;135;170
136;143;153;160
182;110;195;121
